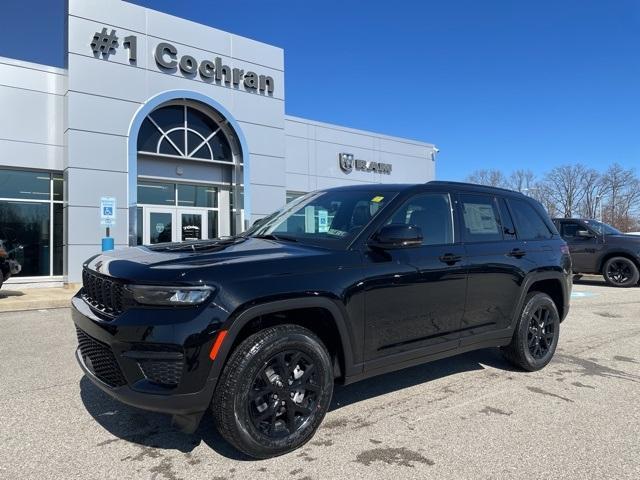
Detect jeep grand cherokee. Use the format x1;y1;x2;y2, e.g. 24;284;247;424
72;181;571;458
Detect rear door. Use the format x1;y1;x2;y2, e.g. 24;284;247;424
458;193;524;339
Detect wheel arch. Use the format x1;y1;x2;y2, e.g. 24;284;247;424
597;250;640;274
513;272;569;325
210;297;358;385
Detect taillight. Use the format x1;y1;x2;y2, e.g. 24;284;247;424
0;247;7;258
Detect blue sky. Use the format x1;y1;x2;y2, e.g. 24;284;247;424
1;0;638;181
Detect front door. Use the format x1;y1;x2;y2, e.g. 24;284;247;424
363;191;467;365
557;220;601;272
143;207;217;244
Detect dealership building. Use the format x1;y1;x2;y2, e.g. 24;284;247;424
0;0;437;284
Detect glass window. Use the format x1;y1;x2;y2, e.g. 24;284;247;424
149;212;173;244
388;193;454;245
52;173;64;201
460;194;502;242
177;184;217;208
0;201;51;276
136;207;143;245
583;219;621;235
208;210;218;239
247;189;397;248
53;204;64;275
559;221;583;239
508;198;553;240
138;182;175;206
0;169;50;200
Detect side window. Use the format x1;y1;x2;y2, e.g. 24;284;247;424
508;198;553;240
497;197;517;240
460;194;502;242
388;193;454;245
559;222;583;239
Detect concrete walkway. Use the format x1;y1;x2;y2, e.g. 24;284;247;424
0;284;80;312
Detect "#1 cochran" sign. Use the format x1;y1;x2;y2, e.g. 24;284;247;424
90;27;275;94
339;153;392;175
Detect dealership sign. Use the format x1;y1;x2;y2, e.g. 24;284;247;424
338;153;392;175
90;28;275;94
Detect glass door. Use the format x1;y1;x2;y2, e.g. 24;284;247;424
178;210;207;242
144;208;175;244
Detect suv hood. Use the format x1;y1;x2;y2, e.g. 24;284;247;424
85;237;348;283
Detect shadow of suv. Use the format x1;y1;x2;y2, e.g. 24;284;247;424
72;181;571;458
553;218;640;287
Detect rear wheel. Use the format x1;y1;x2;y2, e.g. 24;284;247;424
502;292;560;371
212;325;333;459
603;257;639;287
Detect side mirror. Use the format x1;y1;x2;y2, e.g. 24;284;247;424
369;224;423;249
577;230;595;238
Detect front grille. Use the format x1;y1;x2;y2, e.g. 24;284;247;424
81;268;125;316
138;359;183;386
76;327;127;387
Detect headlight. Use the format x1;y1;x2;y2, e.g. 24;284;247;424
127;285;215;306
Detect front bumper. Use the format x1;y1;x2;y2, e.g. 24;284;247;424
71;293;225;418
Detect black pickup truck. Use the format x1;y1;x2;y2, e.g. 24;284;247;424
553;218;640;287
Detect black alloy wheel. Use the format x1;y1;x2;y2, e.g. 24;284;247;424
501;291;560;371
527;305;555;360
249;350;319;439
603;257;639;288
212;324;333;459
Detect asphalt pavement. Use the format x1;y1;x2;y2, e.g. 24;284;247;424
1;279;639;479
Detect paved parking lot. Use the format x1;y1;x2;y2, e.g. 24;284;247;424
1;279;639;479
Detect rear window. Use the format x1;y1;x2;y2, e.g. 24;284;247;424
508;198;553;240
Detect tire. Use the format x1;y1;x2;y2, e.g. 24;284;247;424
501;292;560;371
602;256;639;288
212;324;334;459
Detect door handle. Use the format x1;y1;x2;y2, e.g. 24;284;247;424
507;248;526;258
439;253;462;265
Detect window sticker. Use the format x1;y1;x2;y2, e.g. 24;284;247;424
371;196;384;203
318;209;329;233
463;203;499;234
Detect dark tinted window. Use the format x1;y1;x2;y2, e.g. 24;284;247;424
559;221;584;239
508;198;553;240
388;193;454;245
460;194;502;242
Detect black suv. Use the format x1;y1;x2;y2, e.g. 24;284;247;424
72;182;571;458
553;218;640;287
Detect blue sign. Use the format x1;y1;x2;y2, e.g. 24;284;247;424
100;197;116;226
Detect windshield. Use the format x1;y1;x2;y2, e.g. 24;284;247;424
583;219;621;235
246;189;398;248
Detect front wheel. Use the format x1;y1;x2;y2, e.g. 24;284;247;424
502;292;560;371
212;325;334;459
603;257;639;287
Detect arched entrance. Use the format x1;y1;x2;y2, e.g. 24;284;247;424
127;92;248;245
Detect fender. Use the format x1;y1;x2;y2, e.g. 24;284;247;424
207;296;362;386
510;270;570;327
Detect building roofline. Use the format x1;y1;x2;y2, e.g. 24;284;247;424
285;114;435;149
0;55;67;76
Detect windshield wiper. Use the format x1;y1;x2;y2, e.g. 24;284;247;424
253;234;298;243
148;236;248;252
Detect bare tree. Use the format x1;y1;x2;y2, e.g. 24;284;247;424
528;181;559;218
466;169;507;187
508;169;535;193
579;168;609;219
543;164;588;217
601;163;640;230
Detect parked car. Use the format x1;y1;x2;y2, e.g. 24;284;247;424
552;218;640;287
72;182;572;458
0;240;22;290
